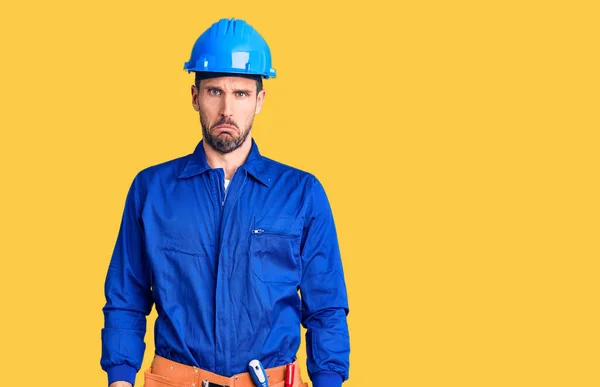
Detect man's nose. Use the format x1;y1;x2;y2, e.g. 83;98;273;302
220;95;233;117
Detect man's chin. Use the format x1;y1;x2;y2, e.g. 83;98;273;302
213;140;239;154
216;132;235;139
203;127;250;154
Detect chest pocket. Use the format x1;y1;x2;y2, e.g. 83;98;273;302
251;216;303;284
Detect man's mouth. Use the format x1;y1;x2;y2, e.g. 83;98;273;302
214;125;237;133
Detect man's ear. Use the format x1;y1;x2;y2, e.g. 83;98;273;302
191;84;200;112
255;89;266;114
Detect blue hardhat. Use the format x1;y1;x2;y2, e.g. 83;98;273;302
184;18;276;79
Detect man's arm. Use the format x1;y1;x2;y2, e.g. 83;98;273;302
101;175;153;386
299;177;350;387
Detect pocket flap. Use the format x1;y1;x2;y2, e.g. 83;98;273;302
254;216;302;237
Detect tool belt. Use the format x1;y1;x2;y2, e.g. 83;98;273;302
144;354;308;387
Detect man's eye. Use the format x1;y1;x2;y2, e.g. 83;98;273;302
209;89;221;95
236;92;248;97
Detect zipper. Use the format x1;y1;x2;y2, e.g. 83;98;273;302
251;229;298;237
221;189;227;207
221;171;235;207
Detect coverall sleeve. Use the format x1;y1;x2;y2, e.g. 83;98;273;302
299;177;350;387
100;175;153;386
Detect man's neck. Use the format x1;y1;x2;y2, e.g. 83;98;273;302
203;137;252;180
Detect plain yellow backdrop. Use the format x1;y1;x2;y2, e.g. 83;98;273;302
0;1;598;386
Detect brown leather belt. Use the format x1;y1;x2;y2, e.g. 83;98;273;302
144;354;307;387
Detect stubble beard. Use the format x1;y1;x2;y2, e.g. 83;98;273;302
200;112;253;154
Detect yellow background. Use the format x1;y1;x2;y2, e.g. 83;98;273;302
0;1;598;386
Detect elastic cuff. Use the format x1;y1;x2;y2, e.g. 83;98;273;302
312;371;343;387
107;364;137;386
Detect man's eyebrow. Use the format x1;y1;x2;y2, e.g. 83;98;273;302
233;88;253;94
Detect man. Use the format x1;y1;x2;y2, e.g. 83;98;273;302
101;18;350;387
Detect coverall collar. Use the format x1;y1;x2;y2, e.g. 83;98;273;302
178;138;271;187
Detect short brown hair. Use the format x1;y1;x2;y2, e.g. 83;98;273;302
194;72;263;94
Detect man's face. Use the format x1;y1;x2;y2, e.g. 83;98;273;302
192;76;266;154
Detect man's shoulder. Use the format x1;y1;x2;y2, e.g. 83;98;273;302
258;155;333;208
133;154;191;186
259;155;318;183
